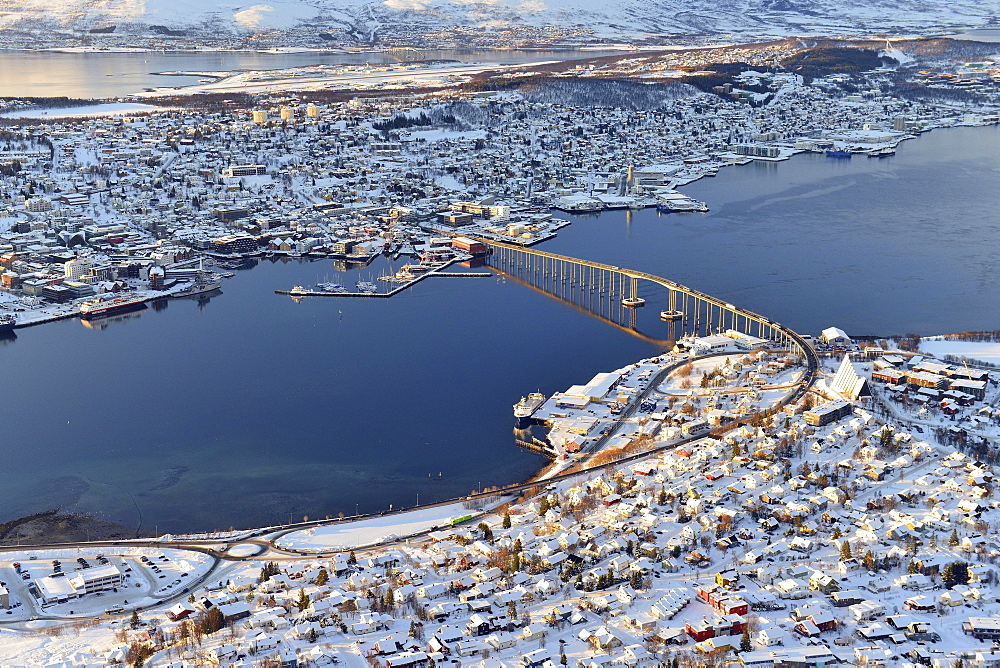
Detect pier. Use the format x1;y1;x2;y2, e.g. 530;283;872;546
275;260;477;299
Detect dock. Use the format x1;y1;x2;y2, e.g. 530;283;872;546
514;439;558;460
275;259;490;299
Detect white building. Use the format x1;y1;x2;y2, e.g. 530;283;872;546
820;327;851;346
34;564;124;604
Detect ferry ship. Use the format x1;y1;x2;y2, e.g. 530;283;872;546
514;392;546;427
0;313;16;332
79;293;147;318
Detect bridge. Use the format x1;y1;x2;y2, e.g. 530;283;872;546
482;238;817;368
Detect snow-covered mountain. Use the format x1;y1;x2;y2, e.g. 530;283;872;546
1;0;997;43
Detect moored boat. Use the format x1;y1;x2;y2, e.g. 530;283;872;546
79;293;147;318
514;392;546;427
173;277;222;298
0;313;16;332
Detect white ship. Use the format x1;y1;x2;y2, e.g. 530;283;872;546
79;293;147;318
514;392;546;426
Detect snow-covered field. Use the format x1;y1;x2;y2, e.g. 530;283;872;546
275;502;485;552
921;337;1000;365
0;103;166;119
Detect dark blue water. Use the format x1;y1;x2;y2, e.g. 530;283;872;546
550;124;1000;337
1;124;998;532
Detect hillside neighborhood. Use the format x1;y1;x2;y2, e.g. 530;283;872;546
4;329;1000;668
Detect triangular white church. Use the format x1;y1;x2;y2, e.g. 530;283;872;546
830;354;870;400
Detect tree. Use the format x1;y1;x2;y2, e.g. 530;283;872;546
539;496;552;515
478;522;493;542
502;511;512;529
315;568;329;586
347;551;357;565
259;561;280;583
839;541;852;560
199;607;225;635
942;561;970;589
297;588;311;612
130;610;140;629
741;627;753;652
949;529;960;546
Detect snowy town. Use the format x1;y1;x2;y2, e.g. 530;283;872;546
5;324;1000;667
1;40;999;326
5;37;1000;668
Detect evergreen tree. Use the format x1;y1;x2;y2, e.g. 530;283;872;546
949;529;960;546
297;588;311;612
383;586;395;610
502;511;512;529
539;496;551;515
347;550;357;565
258;561;280;583
130;610;140;630
741;627;753;652
942;561;970;589
200;608;225;635
308;627;318;643
839;540;853;560
315;568;329;586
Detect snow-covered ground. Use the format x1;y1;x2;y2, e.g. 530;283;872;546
920;337;1000;365
0;103;167;119
274;501;490;552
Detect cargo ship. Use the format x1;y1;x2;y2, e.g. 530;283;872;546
0;313;16;332
514;392;546;427
79;293;147;318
